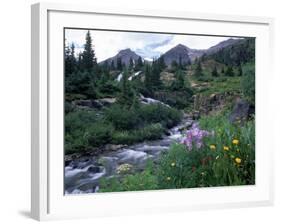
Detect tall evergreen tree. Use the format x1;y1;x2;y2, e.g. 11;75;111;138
110;60;115;70
171;69;185;90
171;60;178;70
151;60;161;89
118;68;134;106
238;65;243;76
194;61;203;77
65;42;76;75
117;57;122;71
225;66;234;77
144;64;153;93
129;57;134;70
136;56;143;69
158;56;166;70
82;31;97;72
77;52;83;71
179;56;183;69
211;66;219;77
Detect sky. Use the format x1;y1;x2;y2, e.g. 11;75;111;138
65;29;235;62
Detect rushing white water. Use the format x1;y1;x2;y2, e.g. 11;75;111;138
128;71;142;81
65;165;93;178
139;94;171;108
64;96;193;195
116;73;123;82
117;71;142;82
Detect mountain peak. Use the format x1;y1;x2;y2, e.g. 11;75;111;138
119;48;133;53
174;43;189;49
161;44;191;66
100;48;142;66
207;38;240;53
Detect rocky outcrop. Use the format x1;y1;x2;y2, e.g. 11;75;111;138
193;92;238;115
229;99;255;124
103;144;126;151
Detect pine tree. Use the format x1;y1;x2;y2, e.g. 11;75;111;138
211;66;219;77
194;61;203;77
117;57;122;71
225;66;234;76
77;53;83;71
171;69;185;90
238;65;243;76
179;56;183;69
151;60;161;89
129;57;134;70
65;42;77;75
64;44;71;74
82;31;97;72
110;60;115;70
118;68;134;106
144;64;152;94
136;56;143;70
158;56;166;70
171;60;178;70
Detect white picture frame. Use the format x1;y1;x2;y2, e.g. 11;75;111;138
31;2;274;221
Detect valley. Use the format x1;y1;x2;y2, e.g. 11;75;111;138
64;30;255;194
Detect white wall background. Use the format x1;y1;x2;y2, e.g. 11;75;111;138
0;0;279;223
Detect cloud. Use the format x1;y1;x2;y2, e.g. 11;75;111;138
65;29;236;62
135;35;174;59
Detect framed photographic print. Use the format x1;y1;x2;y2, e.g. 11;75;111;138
31;2;274;221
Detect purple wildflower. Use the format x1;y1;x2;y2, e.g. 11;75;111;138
181;123;211;150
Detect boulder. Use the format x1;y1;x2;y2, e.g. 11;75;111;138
75;99;93;107
98;98;116;106
104;144;126;151
192;111;200;120
229;99;255;124
87;166;101;173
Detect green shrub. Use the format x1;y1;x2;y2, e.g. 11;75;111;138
65;129;89;154
65;110;99;133
156;90;193;110
112;123;164;145
155;114;255;189
199;114;255;185
99;161;158;192
64;101;75;114
156;144;214;189
65;110;100;153
241;63;255;104
215;77;227;82
86;122;114;147
196;76;214;82
111;131;135;144
140;104;182;128
105;104;140;130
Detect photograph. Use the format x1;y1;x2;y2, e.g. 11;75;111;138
64;28;255;195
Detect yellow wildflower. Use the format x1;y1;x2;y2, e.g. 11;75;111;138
210;145;216;150
235;157;242;164
171;162;176;167
232;139;239;145
223;146;230;151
